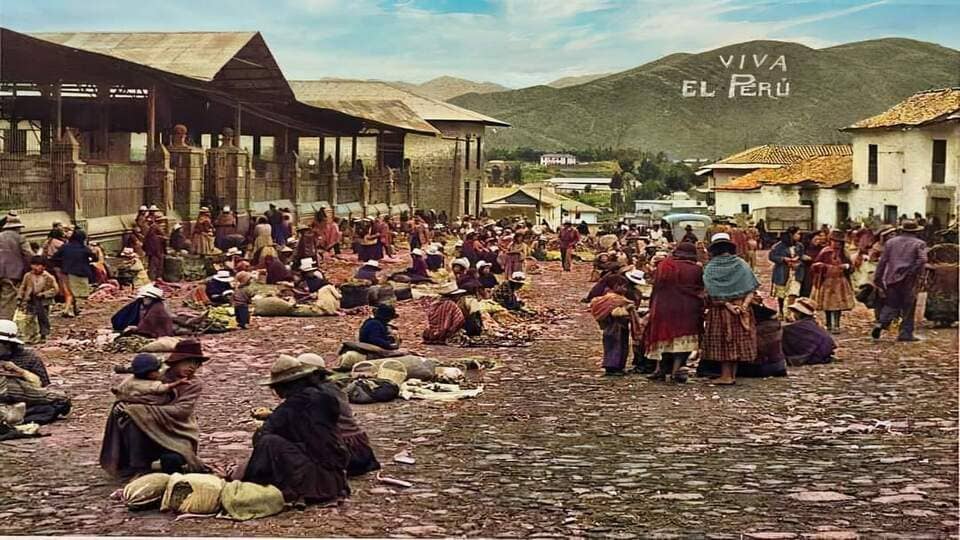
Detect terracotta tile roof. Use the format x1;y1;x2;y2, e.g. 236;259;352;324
845;88;960;130
715;155;852;191
711;144;852;166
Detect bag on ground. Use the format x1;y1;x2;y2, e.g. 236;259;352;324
123;472;171;510
252;296;295;317
219;480;285;521
346;378;400;404
140;336;182;353
160;473;225;514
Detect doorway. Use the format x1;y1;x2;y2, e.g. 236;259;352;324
836;201;850;228
930;197;952;229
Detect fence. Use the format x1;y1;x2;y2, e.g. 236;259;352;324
80;163;152;218
0;154;64;213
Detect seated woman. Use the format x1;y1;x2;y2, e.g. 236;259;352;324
133;285;174;338
422;283;467;344
477;261;498;297
389;249;432;283
491;272;526;311
115;247;149;289
205;271;235;305
782;297;836;365
294;258;328;294
358;304;400;350
456;267;482;294
99;339;209;480
425;245;445;271
354;260;381;284
243;355;349;506
263;254;293;285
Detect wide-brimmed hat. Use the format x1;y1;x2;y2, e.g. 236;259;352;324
374;303;397;320
899;220;924;232
425;246;440;255
259;354;319;386
788;297;818;317
451;257;470;269
199;206;210;214
673;242;698;260
139;205;148;212
3;212;24;230
225;247;243;257
137;284;164;300
625;269;646;285
363;259;380;268
709;232;734;247
130;353;162;376
299;257;318;272
411;248;425;257
212;270;234;283
296;353;332;375
148;204;159;212
165;339;209;365
121;247;137;258
829;230;845;242
0;319;23;345
477;260;492;270
437;282;466;296
222;205;232;213
173;222;183;230
297;223;310;232
279;245;294;253
509;271;526;283
878;225;897;238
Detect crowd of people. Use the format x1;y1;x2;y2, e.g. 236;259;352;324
0;199;955;512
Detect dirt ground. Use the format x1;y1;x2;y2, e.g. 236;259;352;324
0;253;957;538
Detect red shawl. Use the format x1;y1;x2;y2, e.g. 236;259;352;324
812;245;848;288
422;299;465;343
645;257;704;347
314;220;342;250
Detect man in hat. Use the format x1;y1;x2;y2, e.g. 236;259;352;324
358;303;401;350
100;339;210;478
243;354;349;505
782;298;836;365
0;319;70;424
422;282;467;344
205;270;234;305
872;220;928;341
559;219;581;272
0;212;34;319
491;271;527;311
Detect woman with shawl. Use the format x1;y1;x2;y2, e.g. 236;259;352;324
702;233;760;385
590;275;643;376
811;230;856;333
190;207;217;255
356;220;382;262
500;234;523;278
644;242;703;383
313;209;342;259
782;297;836;365
422;283;467;344
799;231;826;297
768;227;803;318
214;206;237;251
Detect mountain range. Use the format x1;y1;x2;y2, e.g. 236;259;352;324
391;76;510;101
445;38;960;159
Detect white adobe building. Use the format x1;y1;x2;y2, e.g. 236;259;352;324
539;153;577;166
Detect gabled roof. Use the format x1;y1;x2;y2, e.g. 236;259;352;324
702;144;852;171
843;88;960;130
715;155;852;191
483;186;602;213
290;80;510;127
29;31;293;102
298;99;439;136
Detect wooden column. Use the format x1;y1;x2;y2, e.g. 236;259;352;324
335;137;342;168
147;85;157;151
54;82;62;139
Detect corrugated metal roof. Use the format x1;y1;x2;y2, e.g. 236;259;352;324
715;155;852;191
845;88;960;130
708;144;852;167
483;185;601;213
29;31;257;81
301;99;439;135
290;79;510;127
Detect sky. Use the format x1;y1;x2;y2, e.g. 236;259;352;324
3;0;958;88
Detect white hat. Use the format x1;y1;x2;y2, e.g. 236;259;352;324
213;270;234;283
433;224;444;230
710;232;733;245
625;269;646;285
225;247;242;257
437;282;466;296
509;271;526;283
477;260;492;269
412;248;425;257
173;222;182;230
426;246;439;255
0;319;24;345
148;204;159;212
363;260;380;268
532;226;543;234
299;257;318;271
121;247;136;258
139;205;148;212
137;284;164;300
286;237;298;246
296;353;330;371
199;206;210;213
452;257;470;269
223;205;231;212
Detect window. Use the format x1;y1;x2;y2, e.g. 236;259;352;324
476;136;482;169
464;181;471;215
883;205;898;224
836;201;850;227
464;138;471;170
868;144;878;184
740;203;750;214
932;139;947;184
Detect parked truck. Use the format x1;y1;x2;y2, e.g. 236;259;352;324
751;206;814;234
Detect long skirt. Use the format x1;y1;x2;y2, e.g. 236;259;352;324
243;433;349;503
191;234;217;255
99;408;183;480
812;276;855;311
925;265;958;323
502;253;522;278
600;319;630;371
702;301;756;363
67;274;91;299
357;242;383;262
343;431;381;477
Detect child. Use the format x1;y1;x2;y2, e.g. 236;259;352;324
112;353;186;405
17;256;59;342
232;271;253;329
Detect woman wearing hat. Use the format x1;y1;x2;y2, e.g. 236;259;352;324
701;233;760;385
491;271;527;312
811;230;855;333
389;249;432;284
312;208;342;260
644;242;704;383
190;207;218;256
294;258;329;296
214;206;237;251
49;229;96;317
250;216;275;264
115;247;149;289
100;339;210;479
782;298;836;365
242;355;349;506
477;260;498;297
205;270;235;305
422;282;467;344
356;219;382;262
263;253;293;285
354;259;381;284
425;244;445;271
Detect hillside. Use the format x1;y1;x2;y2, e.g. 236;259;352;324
547;73;612;88
393;76;510;100
450;38;960;159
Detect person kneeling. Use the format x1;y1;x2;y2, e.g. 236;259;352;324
783;297;837;365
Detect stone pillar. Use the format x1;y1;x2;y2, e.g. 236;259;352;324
283;152;301;203
169;124;205;219
451;144;464;219
146;144;175;215
403;158;415;209
52;130;85;223
326;156;339;209
385;167;395;208
206;127;250;214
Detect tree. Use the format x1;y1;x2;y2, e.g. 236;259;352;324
635;179;666;200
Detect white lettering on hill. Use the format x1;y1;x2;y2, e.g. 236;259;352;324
682;53;790;98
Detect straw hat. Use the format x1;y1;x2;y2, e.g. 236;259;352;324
225;247;242;257
199;206;210;214
299;257;318;272
297;223;310;232
788;297;818;317
878;225;896;238
121;247;137;258
212;270;234;283
2;212;24;230
296;353;331;374
709;232;734;247
377;359;408;385
452;258;470;269
437;282;466;296
476;260;492;270
137;284;164;300
625;269;646;285
165;339;209;365
148;204;159;212
899;220;924;232
363;259;380;268
425;246;440;256
0;319;23;345
509;271;526;283
411;248;425;257
259;354;319;386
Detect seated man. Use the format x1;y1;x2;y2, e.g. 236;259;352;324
783;297;837;365
358;304;401;350
205;271;234;305
491;272;527;311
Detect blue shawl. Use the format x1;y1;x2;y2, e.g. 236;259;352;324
704;254;760;300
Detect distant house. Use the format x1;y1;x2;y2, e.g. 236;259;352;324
483;185;601;228
713;154;855;228
697;144;853;191
840;87;959;226
633;192;708;221
540;153;578;166
544;177;613;193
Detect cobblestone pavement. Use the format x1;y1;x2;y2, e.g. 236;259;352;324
0;255;957;538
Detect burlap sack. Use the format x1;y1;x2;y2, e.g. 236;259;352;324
122;472;171;510
140;336;181;353
219;480;284;521
252;296;295;317
160;473;225;514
